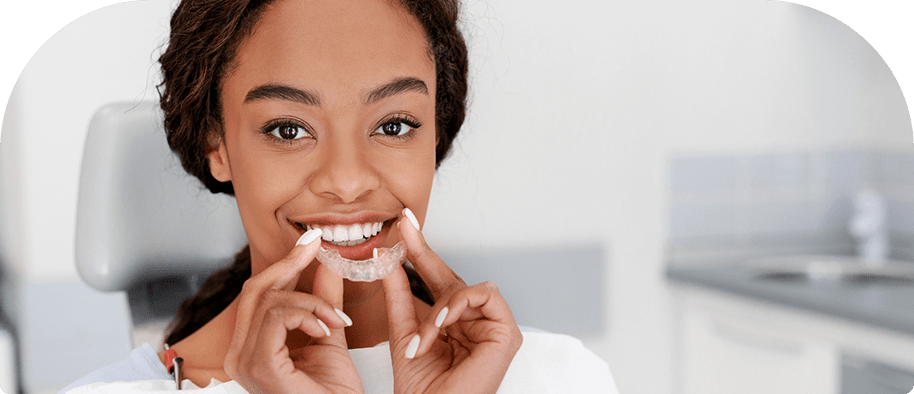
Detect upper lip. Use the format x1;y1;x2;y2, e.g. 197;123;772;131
289;212;396;229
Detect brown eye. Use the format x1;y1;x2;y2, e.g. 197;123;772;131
382;123;402;136
373;121;412;137
270;124;307;140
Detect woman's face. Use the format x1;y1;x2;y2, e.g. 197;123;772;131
209;0;437;280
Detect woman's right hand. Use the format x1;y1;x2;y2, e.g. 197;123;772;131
223;229;364;394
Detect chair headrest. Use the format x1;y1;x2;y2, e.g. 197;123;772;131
76;102;247;292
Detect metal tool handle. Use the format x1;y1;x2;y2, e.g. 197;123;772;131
173;356;184;390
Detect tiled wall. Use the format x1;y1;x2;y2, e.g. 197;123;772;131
875;151;914;259
668;149;914;261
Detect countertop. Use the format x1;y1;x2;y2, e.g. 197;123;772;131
666;257;914;336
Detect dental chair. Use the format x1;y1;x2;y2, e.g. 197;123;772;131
75;101;247;349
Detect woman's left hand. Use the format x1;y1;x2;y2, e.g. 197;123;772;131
382;210;523;394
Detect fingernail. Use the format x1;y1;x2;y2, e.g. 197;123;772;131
317;319;331;337
403;208;421;231
373;248;379;259
405;334;420;359
335;308;353;327
435;307;449;328
297;228;322;246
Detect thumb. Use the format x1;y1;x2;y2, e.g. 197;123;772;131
382;265;420;355
311;263;350;347
312;263;344;309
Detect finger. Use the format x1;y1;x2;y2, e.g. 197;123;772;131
258;228;324;293
414;281;517;358
397;208;466;300
382;265;420;355
226;229;322;370
250;289;350;335
251;307;336;374
238;289;348;366
442;281;516;327
235;229;323;327
310;264;351;347
229;230;322;348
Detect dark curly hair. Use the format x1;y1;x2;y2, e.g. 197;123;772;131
158;0;467;345
159;0;468;196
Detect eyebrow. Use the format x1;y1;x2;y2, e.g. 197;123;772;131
365;77;428;104
245;84;321;106
243;77;428;106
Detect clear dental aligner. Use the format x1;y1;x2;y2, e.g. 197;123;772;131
316;241;407;282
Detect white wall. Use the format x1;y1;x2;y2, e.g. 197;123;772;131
0;1;175;391
7;0;174;281
431;1;910;393
0;0;909;393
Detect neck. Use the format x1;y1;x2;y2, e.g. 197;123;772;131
163;299;237;385
343;283;391;348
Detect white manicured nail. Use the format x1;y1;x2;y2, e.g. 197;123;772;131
297;228;322;246
403;208;421;231
405;334;420;359
317;319;331;337
373;248;379;259
435;307;449;328
335;308;353;327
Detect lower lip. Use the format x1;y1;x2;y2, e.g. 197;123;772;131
319;224;391;260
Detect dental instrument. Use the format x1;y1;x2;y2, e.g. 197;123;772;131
164;344;184;390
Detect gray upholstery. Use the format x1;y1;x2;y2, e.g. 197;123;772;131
76;101;246;327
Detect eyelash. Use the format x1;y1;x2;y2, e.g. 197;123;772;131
259;119;314;145
373;115;422;140
258;114;422;145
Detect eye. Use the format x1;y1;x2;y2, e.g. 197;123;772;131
267;123;310;140
375;121;411;137
372;117;421;138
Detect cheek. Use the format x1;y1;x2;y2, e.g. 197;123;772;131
385;139;437;217
226;138;310;262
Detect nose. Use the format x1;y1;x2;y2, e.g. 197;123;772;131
309;134;380;203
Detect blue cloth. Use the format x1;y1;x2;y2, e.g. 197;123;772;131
59;343;171;393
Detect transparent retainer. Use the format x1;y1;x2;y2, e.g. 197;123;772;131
316;241;407;282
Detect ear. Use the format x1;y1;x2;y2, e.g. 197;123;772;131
207;140;232;182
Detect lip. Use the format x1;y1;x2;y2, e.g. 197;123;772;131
289;212;398;260
294;212;393;227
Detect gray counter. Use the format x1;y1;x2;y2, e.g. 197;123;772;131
667;263;914;336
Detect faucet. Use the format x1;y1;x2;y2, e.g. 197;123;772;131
848;189;888;266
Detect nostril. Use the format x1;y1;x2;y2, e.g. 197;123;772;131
307;149;381;203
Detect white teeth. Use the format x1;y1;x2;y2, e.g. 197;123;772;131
303;221;384;244
333;226;347;242
348;224;363;240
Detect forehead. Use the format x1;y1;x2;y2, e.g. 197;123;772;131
227;0;435;97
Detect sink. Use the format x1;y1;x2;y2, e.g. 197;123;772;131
749;255;914;287
755;271;914;286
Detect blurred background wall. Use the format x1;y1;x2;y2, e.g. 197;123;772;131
0;0;910;393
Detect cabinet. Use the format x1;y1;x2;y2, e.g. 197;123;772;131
673;286;914;394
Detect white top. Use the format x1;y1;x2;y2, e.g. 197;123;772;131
63;332;618;394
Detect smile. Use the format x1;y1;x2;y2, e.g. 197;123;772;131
304;221;385;246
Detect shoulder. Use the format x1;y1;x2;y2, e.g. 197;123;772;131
499;332;620;394
59;343;172;393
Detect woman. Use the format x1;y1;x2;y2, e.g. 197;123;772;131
63;0;616;392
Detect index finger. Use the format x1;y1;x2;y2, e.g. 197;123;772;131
228;229;323;363
397;208;465;300
243;228;323;294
